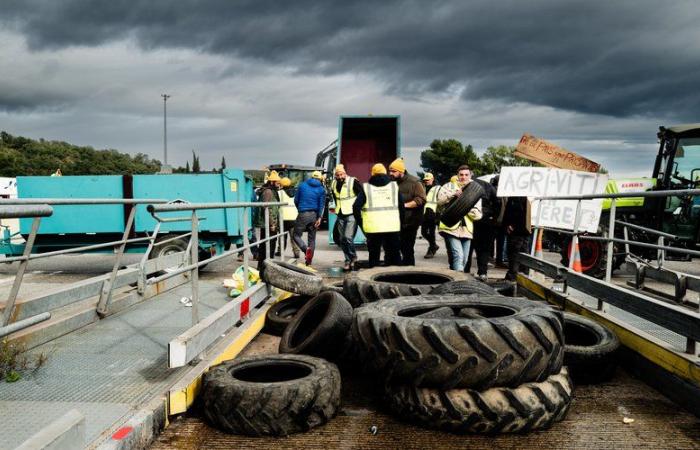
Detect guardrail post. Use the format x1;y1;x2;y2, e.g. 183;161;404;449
278;205;285;260
686;338;696;356
658;236;665;267
242;208;250;291
138;222;161;294
190;211;200;325
2;217;41;326
97;207;136;316
264;207;270;264
604;199;617;285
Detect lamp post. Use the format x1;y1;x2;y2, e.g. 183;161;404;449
161;94;172;174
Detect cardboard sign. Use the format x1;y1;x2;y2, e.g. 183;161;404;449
497;167;608;233
515;134;601;173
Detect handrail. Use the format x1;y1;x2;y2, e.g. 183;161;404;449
0;198;169;205
0;205;53;219
533;188;700;201
148;201;284;213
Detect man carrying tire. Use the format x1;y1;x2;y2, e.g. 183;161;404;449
277;177;301;259
436;165;483;272
255;171;282;276
293;171;326;266
353;163;404;267
421;172;440;259
331;164;363;271
388;158;426;266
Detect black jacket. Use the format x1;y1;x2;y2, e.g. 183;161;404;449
474;178;499;222
353;174;405;229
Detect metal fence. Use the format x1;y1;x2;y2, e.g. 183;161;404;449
522;188;700;355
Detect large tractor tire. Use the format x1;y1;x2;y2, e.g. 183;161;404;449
385;368;572;434
263;295;310;337
440;182;485;228
352;295;564;389
343;266;470;307
202;354;341;436
429;280;498;296
263;260;323;296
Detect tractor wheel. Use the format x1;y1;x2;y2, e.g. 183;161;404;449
559;220;625;278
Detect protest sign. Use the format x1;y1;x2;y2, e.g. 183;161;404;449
515;134;601;173
497;167;608;233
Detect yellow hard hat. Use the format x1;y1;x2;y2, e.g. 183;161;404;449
311;170;323;180
371;163;387;176
334;164;346;175
389;158;405;173
267;170;281;182
280;177;291;187
423;172;434;181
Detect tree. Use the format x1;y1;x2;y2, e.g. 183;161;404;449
420;139;482;184
220;156;227;171
479;145;534;175
185;161;191;172
191;150;200;173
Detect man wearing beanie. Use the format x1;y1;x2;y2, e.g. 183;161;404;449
353;163;404;267
255;170;282;277
331;164;364;271
293;170;326;265
388;158;426;266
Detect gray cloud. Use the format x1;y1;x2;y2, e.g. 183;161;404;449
3;1;700;119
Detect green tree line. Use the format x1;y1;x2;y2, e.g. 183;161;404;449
0;131;161;176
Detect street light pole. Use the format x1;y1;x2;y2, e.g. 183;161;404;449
161;94;171;168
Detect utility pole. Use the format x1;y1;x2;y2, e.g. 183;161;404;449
160;94;172;174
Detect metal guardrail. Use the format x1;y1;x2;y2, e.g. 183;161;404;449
527;188;700;355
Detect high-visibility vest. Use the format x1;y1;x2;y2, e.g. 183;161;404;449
361;182;400;233
438;181;473;234
331;177;357;215
278;189;298;221
424;185;439;212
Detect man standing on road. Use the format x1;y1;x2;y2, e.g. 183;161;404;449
331;164;363;271
354;163;404;268
293;171;326;265
502;196;531;281
421;172;440;259
255;171;281;276
465;171;499;280
388;158;426;266
277;177;300;259
436;165;483;272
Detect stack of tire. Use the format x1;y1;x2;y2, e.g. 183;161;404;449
352;294;573;433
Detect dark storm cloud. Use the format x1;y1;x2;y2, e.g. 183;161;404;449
3;0;699;120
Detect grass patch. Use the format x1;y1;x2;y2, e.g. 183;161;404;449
0;339;49;382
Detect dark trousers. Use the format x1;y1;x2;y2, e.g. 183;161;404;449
496;226;506;263
366;232;402;267
420;210;437;250
257;227;278;278
292;211;318;253
279;220;300;256
506;234;530;280
465;221;495;276
400;225;419;266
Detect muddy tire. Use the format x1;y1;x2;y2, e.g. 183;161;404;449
563;312;620;384
263;260;323;296
385;368;572;434
279;291;354;361
320;281;344;294
264;296;310;337
352;295;564;389
202;354;341;436
440;182;484;228
429;280;498;296
487;280;517;297
343;266;470;307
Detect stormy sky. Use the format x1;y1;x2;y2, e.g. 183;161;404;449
1;1;699;176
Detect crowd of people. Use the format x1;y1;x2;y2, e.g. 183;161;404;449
253;159;532;282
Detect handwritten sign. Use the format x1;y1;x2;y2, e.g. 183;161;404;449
497;167;608;233
515;134;601;173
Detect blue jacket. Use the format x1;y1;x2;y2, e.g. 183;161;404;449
294;178;326;216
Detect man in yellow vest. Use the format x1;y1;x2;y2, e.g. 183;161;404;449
331;164;362;271
420;172;440;259
353;163;404;268
436;165;483;272
277;177;301;259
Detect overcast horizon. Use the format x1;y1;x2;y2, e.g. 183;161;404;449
2;1;699;177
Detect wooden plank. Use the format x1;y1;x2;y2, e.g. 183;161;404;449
515;133;600;172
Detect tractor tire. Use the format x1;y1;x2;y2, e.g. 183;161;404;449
202;354;341;436
352;295;564;389
558;219;625;278
385;368;572;434
320;281;344;294
429;280;498;296
440;182;485;228
343;266;470;308
263;295;310;337
563;312;620;384
487;280;517;297
263;260;323;296
279;291;354;361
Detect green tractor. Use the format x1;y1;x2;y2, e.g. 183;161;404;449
558;123;700;277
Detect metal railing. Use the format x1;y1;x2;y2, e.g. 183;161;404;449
525;188;700;355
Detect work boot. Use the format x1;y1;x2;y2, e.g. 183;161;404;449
305;248;314;266
424;245;439;259
351;257;358;271
293;251;301;259
343;262;352;272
